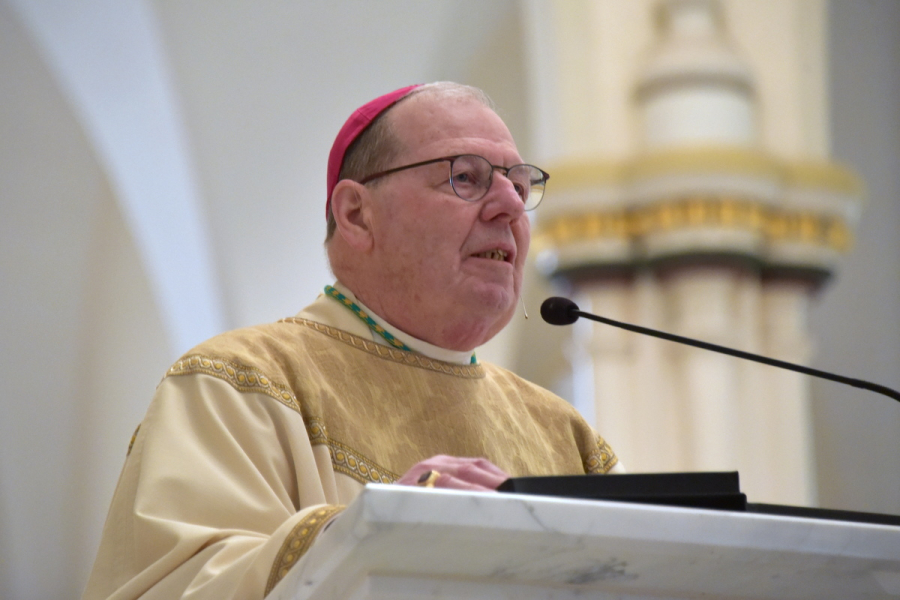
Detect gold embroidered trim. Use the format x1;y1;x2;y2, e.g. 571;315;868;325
167;355;302;412
585;436;618;474
265;504;345;596
127;423;141;456
280;317;484;379
167;355;399;486
308;418;398;485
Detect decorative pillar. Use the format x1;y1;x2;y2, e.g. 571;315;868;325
529;0;861;505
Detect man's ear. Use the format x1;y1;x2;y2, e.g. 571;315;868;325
330;180;374;251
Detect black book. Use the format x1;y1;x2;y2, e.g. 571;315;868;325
498;471;746;511
498;472;900;527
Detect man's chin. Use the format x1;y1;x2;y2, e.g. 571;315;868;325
467;281;516;313
472;289;518;334
438;291;518;351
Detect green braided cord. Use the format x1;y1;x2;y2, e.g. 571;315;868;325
324;286;412;351
324;286;477;364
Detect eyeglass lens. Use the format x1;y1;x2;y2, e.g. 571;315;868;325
450;155;545;210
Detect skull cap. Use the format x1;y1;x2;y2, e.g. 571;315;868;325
326;84;422;219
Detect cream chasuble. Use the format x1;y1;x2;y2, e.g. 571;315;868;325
83;285;620;600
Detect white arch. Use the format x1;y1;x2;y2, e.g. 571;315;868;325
8;0;226;354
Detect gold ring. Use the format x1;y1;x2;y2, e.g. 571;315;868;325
417;470;441;488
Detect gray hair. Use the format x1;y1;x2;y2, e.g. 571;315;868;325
325;82;494;241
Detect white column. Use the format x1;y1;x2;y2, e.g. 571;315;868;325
525;0;852;507
630;271;687;471
580;281;638;461
665;268;742;470
759;282;817;505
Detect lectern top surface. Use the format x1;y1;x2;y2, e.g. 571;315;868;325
269;485;900;600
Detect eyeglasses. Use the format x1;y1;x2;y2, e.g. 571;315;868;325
358;154;549;211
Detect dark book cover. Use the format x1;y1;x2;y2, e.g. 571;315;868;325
498;471;747;510
499;472;900;527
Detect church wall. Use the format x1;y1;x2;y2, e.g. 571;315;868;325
810;0;900;515
151;1;520;332
0;1;897;598
0;4;108;595
70;196;172;593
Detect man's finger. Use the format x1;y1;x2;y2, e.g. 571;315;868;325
433;473;496;492
397;455;510;489
451;461;508;488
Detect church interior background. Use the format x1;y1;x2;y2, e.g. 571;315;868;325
1;1;898;598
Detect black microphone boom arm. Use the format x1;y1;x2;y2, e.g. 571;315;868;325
541;297;900;404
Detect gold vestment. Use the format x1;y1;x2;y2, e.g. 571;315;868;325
83;310;618;599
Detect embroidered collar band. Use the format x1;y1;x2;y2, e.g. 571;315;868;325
322;284;477;365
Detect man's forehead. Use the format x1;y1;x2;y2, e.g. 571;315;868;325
390;94;518;156
393;93;493;127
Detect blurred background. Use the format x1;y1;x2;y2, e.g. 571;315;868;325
1;1;897;598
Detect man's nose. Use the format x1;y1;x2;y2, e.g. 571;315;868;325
479;173;526;222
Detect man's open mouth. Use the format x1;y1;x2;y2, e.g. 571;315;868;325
474;249;509;262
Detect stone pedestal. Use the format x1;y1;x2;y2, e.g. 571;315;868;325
270;485;900;599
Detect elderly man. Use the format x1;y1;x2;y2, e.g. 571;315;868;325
83;82;620;600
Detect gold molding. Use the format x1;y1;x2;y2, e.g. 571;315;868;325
629;147;782;180
543;147;863;196
544;160;624;192
785;161;863;195
535;196;852;252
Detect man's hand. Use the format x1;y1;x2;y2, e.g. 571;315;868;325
396;455;509;491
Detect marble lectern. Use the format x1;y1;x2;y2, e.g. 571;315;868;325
269;484;900;600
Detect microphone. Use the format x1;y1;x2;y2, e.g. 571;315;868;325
541;296;900;404
540;297;581;325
